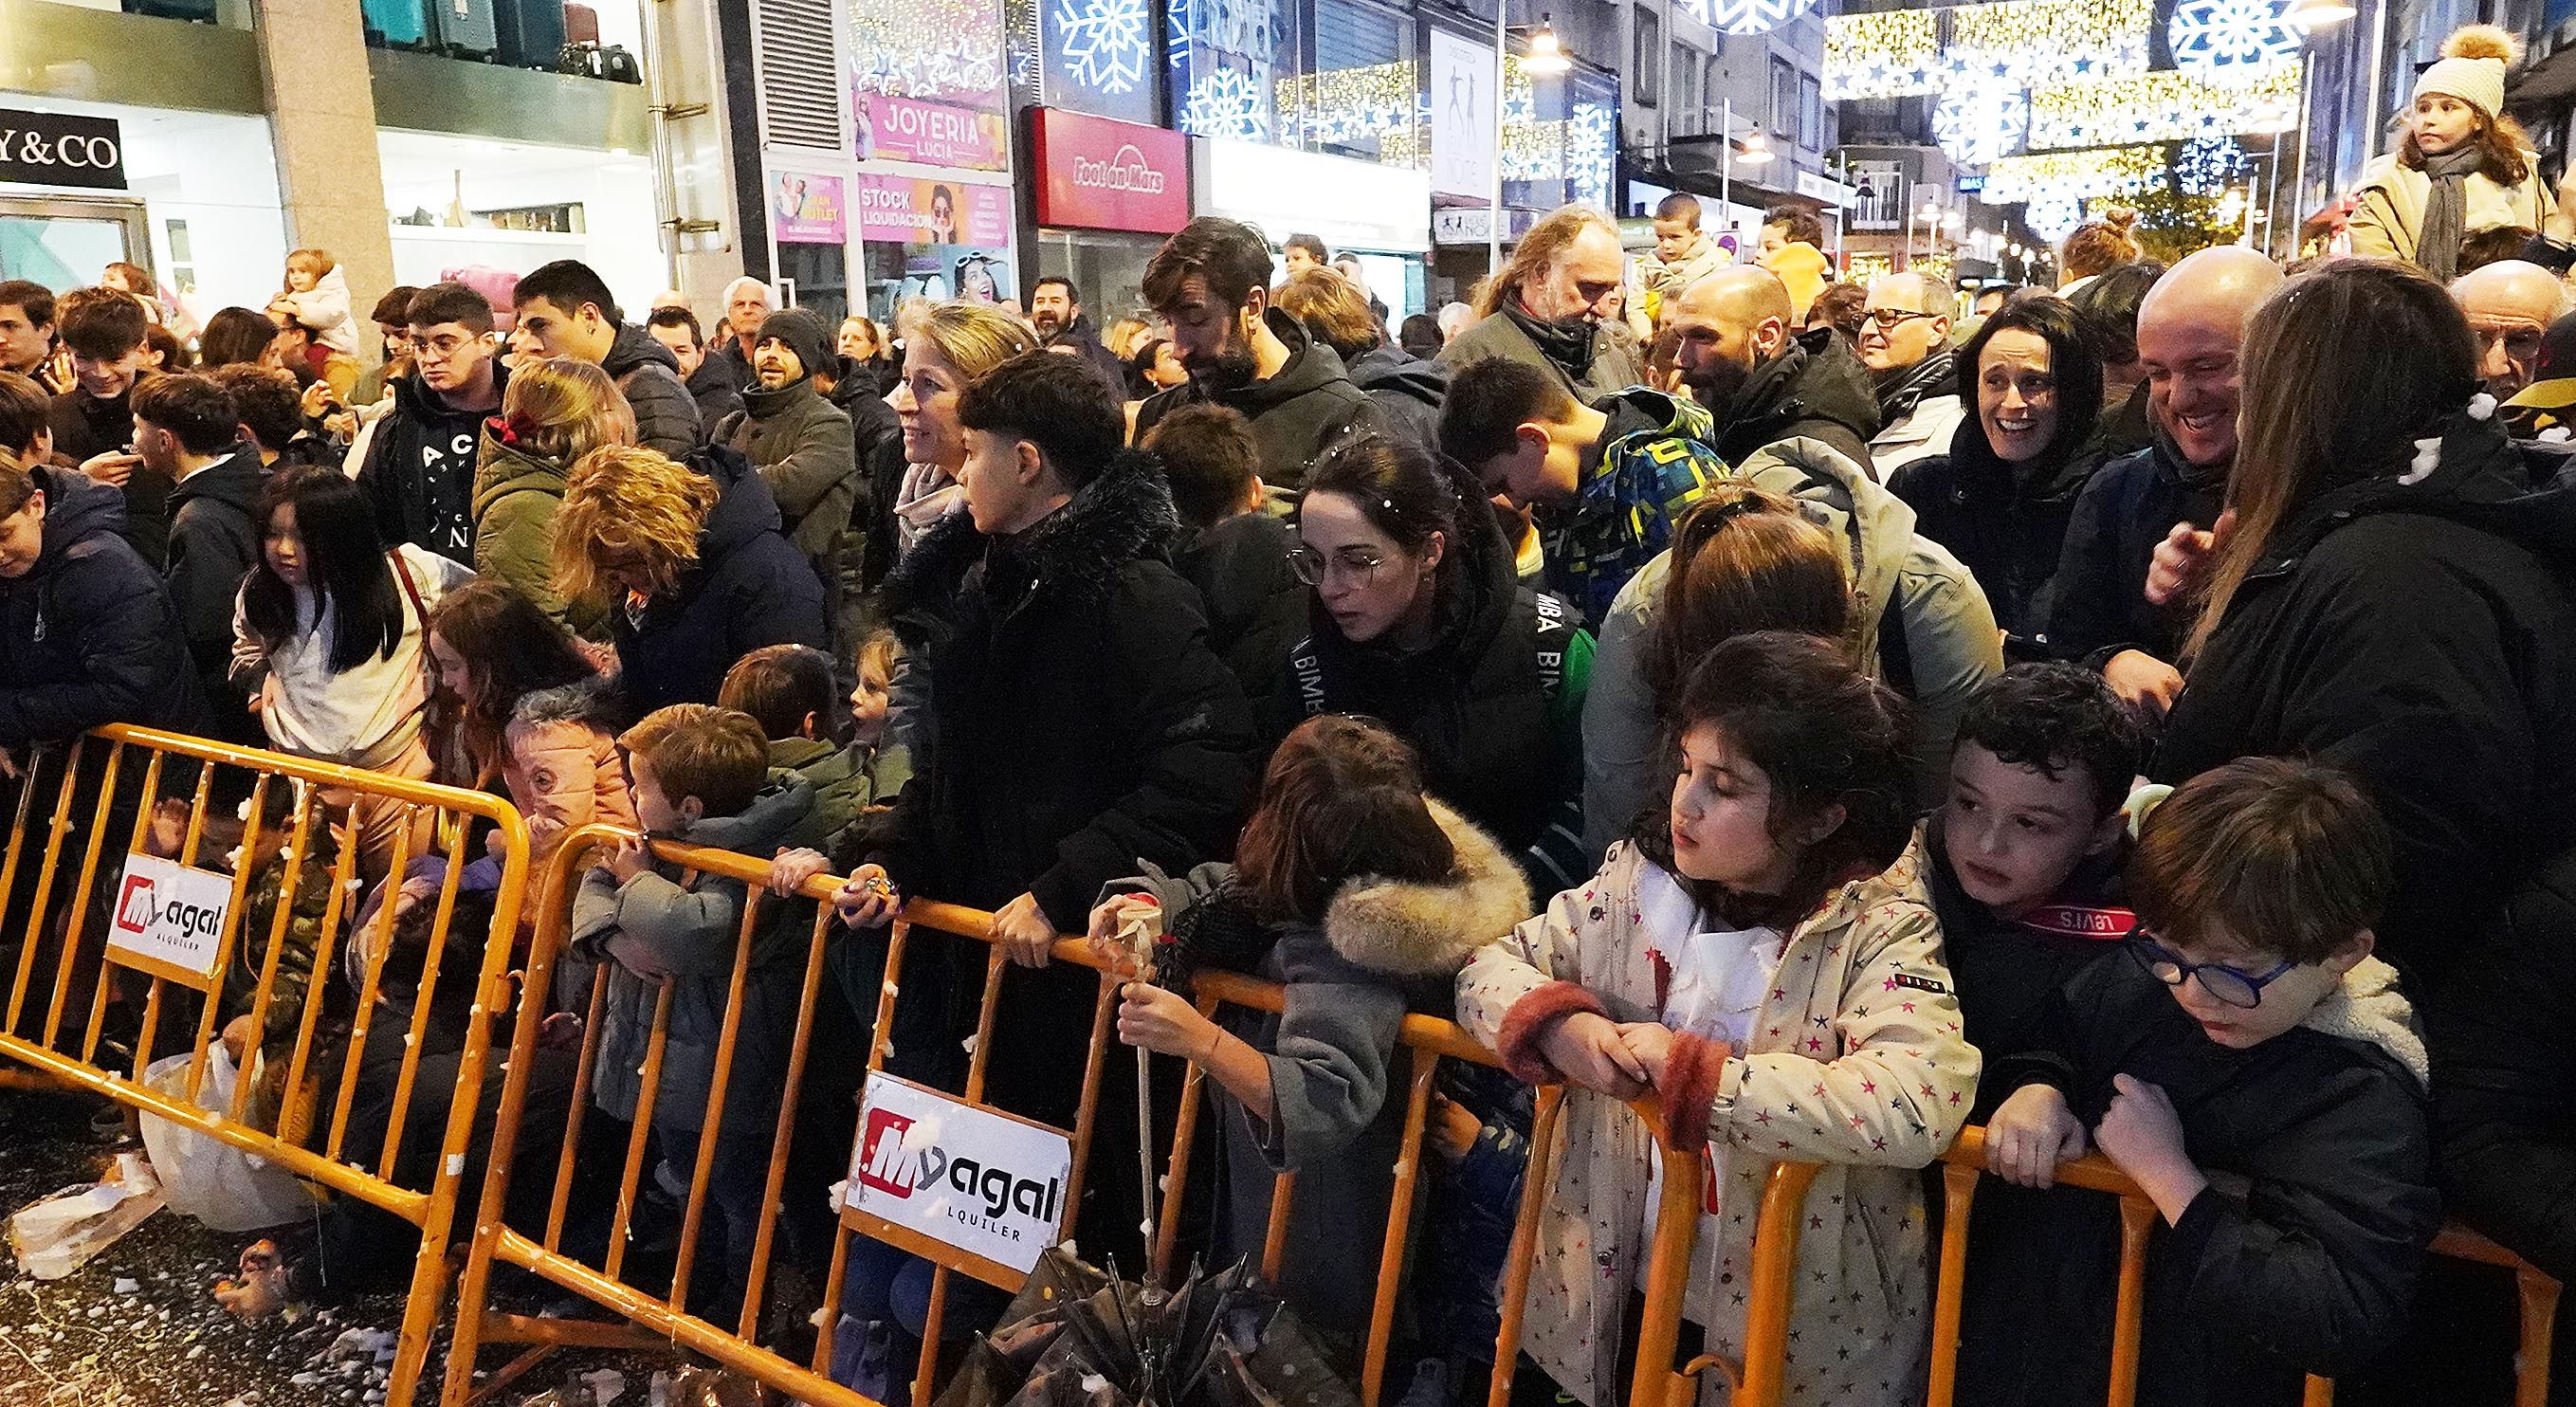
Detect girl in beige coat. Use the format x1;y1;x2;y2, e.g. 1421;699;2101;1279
2347;25;2571;279
1456;631;1979;1407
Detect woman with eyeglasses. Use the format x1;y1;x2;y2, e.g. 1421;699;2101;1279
1270;434;1595;891
1888;294;2106;650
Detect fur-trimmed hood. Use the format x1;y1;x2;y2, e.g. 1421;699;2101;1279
1323;800;1532;978
886;446;1179;621
2302;955;2431;1089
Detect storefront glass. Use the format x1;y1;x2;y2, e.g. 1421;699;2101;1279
377;129;665;315
356;0;648;82
0;98;285;319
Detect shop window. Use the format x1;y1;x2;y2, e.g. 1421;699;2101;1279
1768;55;1794;140
1635;7;1661;106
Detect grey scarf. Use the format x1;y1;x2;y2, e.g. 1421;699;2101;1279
2416;146;2486;283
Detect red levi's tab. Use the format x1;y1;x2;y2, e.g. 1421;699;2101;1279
2016;904;2139;941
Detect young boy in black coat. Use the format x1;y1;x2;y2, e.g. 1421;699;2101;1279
1961;758;2440;1407
1927;664;2141;1123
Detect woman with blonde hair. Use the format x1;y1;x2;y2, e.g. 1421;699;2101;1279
554;443;827;713
871;301;1037;575
2348;25;2572;278
473;356;632;633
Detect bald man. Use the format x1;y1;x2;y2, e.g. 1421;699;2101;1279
1859;272;1962;473
2453;260;2570;400
2044;245;2282;714
1671;265;1883;468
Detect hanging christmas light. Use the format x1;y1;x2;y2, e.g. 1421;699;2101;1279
1979;144;2168;206
2176;135;2254;194
2025;190;2085;242
1934;87;2029;168
2026;62;2300;149
1823;8;1940;99
1677;0;1819;37
2167;0;2302;85
1826;0;2151;99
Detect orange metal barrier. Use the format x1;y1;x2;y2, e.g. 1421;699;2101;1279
1918;1125;2562;1407
0;725;532;1407
440;829;1831;1407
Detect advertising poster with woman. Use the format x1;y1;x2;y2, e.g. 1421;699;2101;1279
855;174;1015;315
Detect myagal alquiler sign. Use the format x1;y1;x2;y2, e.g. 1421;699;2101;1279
0;110;128;192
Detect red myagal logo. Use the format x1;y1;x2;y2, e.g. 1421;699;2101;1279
856;1107;917;1197
114;874;155;935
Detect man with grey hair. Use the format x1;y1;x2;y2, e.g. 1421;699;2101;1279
1440;204;1645;398
1858;271;1961;473
2452;259;2570;401
714;275;775;379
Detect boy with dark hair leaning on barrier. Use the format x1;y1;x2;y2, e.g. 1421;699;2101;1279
1957;758;2441;1406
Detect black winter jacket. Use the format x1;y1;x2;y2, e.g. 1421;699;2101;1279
1132;310;1383;492
609;444;829;717
2153;415;2576;987
1707;327;1884;472
1345;343;1450;450
602;322;703;458
2043;430;2224;668
1956;959;2439;1407
50;386;171;568
0;466;205;747
1890;411;2101;646
683;352;745;429
355;368;505;561
2432;846;2576;1284
163;448;265;745
1267;526;1582;867
1172;508;1305;695
862;448;1260;1130
1041;311;1130;393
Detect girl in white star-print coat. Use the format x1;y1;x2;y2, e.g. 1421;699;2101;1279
1456;630;1980;1407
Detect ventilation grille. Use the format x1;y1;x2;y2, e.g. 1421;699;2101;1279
754;0;846;153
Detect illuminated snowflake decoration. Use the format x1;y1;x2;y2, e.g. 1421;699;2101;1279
2176;135;2253;195
1677;0;1818;36
1166;0;1189;66
1181;67;1270;139
2168;0;2301;85
1567;102;1616;207
2025;190;2084;243
1051;0;1149;93
1933;87;2028;168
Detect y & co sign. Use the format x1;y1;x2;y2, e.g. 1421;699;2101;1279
0;110;127;192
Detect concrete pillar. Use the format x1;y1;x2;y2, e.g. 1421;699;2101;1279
252;0;396;358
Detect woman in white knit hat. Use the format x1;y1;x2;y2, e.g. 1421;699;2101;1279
2347;25;2572;280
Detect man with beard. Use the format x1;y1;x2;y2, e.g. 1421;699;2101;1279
715;307;858;635
1858;272;1963;474
1440;204;1645;400
1133;217;1380;495
1669;265;1882;470
2045;245;2280;717
1029;276;1128;390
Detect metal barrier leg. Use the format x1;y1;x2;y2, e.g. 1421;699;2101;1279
2107;1196;2157;1407
2517;1266;2562;1407
2302;1376;2334;1406
1628;1142;1708;1407
1484;1086;1566;1407
1925;1161;1982;1407
1360;1049;1439;1407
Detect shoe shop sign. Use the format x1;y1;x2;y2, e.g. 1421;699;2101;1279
107;853;232;990
845;1072;1073;1280
0;110;127;192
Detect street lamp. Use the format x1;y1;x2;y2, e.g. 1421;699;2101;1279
1524;14;1570;75
2286;0;2355;29
1489;11;1570;271
1714;100;1773;247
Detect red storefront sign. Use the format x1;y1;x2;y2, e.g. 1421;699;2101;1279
1030;108;1190;235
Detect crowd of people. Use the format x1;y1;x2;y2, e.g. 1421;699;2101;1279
8;38;2576;1398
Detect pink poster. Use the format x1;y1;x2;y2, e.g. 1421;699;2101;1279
854;175;1012;247
859;95;1010;172
770;173;847;245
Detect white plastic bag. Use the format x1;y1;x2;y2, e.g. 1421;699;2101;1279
8;1153;163;1279
138;1048;321;1233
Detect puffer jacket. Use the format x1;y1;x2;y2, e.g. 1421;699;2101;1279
1455;835;1979;1407
1636;234;1729;325
1706;327;1884;473
1890;408;2103;647
1582;438;2002;855
471;422;604;636
2042;428;2224;669
2153;409;2576;988
0;466;205;747
572;774;817;1135
1345;343;1450;450
765;734;908;864
1114;801;1532;1333
601;322;703;458
1131;310;1383;493
2346;151;2558;272
1544;387;1724;626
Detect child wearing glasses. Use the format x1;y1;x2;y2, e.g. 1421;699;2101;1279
1962;756;2440;1407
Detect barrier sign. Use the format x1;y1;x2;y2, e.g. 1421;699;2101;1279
846;1073;1073;1279
106;852;232;989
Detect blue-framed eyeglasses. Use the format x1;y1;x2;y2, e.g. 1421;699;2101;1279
2126;934;2298;1010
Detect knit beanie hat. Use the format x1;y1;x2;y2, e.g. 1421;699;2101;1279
756;307;835;384
2414;25;2518;122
